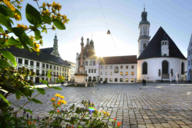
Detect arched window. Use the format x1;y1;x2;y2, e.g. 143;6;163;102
143;44;146;49
162;60;168;74
142;62;147;74
181;62;184;75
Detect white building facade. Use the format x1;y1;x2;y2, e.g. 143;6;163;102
8;35;71;83
187;34;192;82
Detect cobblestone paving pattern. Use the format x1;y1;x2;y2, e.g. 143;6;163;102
8;83;192;128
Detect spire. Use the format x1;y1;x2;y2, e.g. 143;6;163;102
139;6;150;25
54;33;57;39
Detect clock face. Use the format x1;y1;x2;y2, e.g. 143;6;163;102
86;49;89;52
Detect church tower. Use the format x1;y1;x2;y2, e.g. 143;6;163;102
53;34;60;57
138;7;150;57
161;33;169;56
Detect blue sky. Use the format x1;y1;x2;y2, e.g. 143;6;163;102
19;0;192;62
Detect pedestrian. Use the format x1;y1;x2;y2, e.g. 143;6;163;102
142;79;145;86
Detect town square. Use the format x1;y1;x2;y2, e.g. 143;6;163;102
0;0;192;127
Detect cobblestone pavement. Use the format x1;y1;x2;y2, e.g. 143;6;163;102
8;83;192;128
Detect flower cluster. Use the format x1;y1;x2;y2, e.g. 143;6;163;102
17;23;28;30
27;120;35;126
112;118;121;127
51;93;67;106
102;110;110;117
41;1;69;26
3;0;16;11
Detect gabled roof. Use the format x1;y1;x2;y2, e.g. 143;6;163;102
40;47;54;54
100;55;137;64
8;47;70;67
138;27;186;60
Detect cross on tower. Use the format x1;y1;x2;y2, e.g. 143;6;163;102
144;4;146;11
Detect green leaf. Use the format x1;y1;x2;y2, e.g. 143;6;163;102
23;109;33;115
42;15;51;24
0;85;17;93
12;27;33;50
47;69;52;78
0;50;17;66
30;98;43;104
15;90;21;100
36;88;45;95
0;5;13;17
51;87;62;90
0;93;10;107
40;79;49;87
53;19;66;30
26;4;42;26
0;13;12;31
0;59;14;68
6;36;21;45
34;29;41;40
0;25;3;33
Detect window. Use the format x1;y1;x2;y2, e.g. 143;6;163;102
126;72;128;75
131;72;134;75
164;54;167;56
109;78;113;82
93;61;96;66
105;66;107;69
30;69;33;72
131;79;134;82
100;72;102;75
46;64;48;68
131;66;134;69
189;50;190;55
115;78;118;82
100;78;103;81
54;66;56;69
42;63;45;68
89;69;91;73
86;61;88;66
126;66;128;69
101;66;103;69
142;62;147;74
18;58;22;64
110;72;112;75
36;62;40;67
30;77;33;81
120;72;123;75
120;78;123;82
30;61;34;66
42;71;45;75
36;70;39;75
143;44;146;49
181;62;184;75
125;78;128;82
57;67;58;70
120;66;123;69
50;65;52;69
90;61;92;66
105;72;107;75
91;69;93;73
94;69;96;73
25;60;28;65
110;66;113;69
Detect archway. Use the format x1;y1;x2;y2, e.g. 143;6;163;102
162;60;168;74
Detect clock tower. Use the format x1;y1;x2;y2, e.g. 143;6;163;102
138;7;150;57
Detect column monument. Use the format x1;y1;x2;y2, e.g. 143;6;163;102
74;37;88;87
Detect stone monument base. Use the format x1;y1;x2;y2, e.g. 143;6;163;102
74;73;88;87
